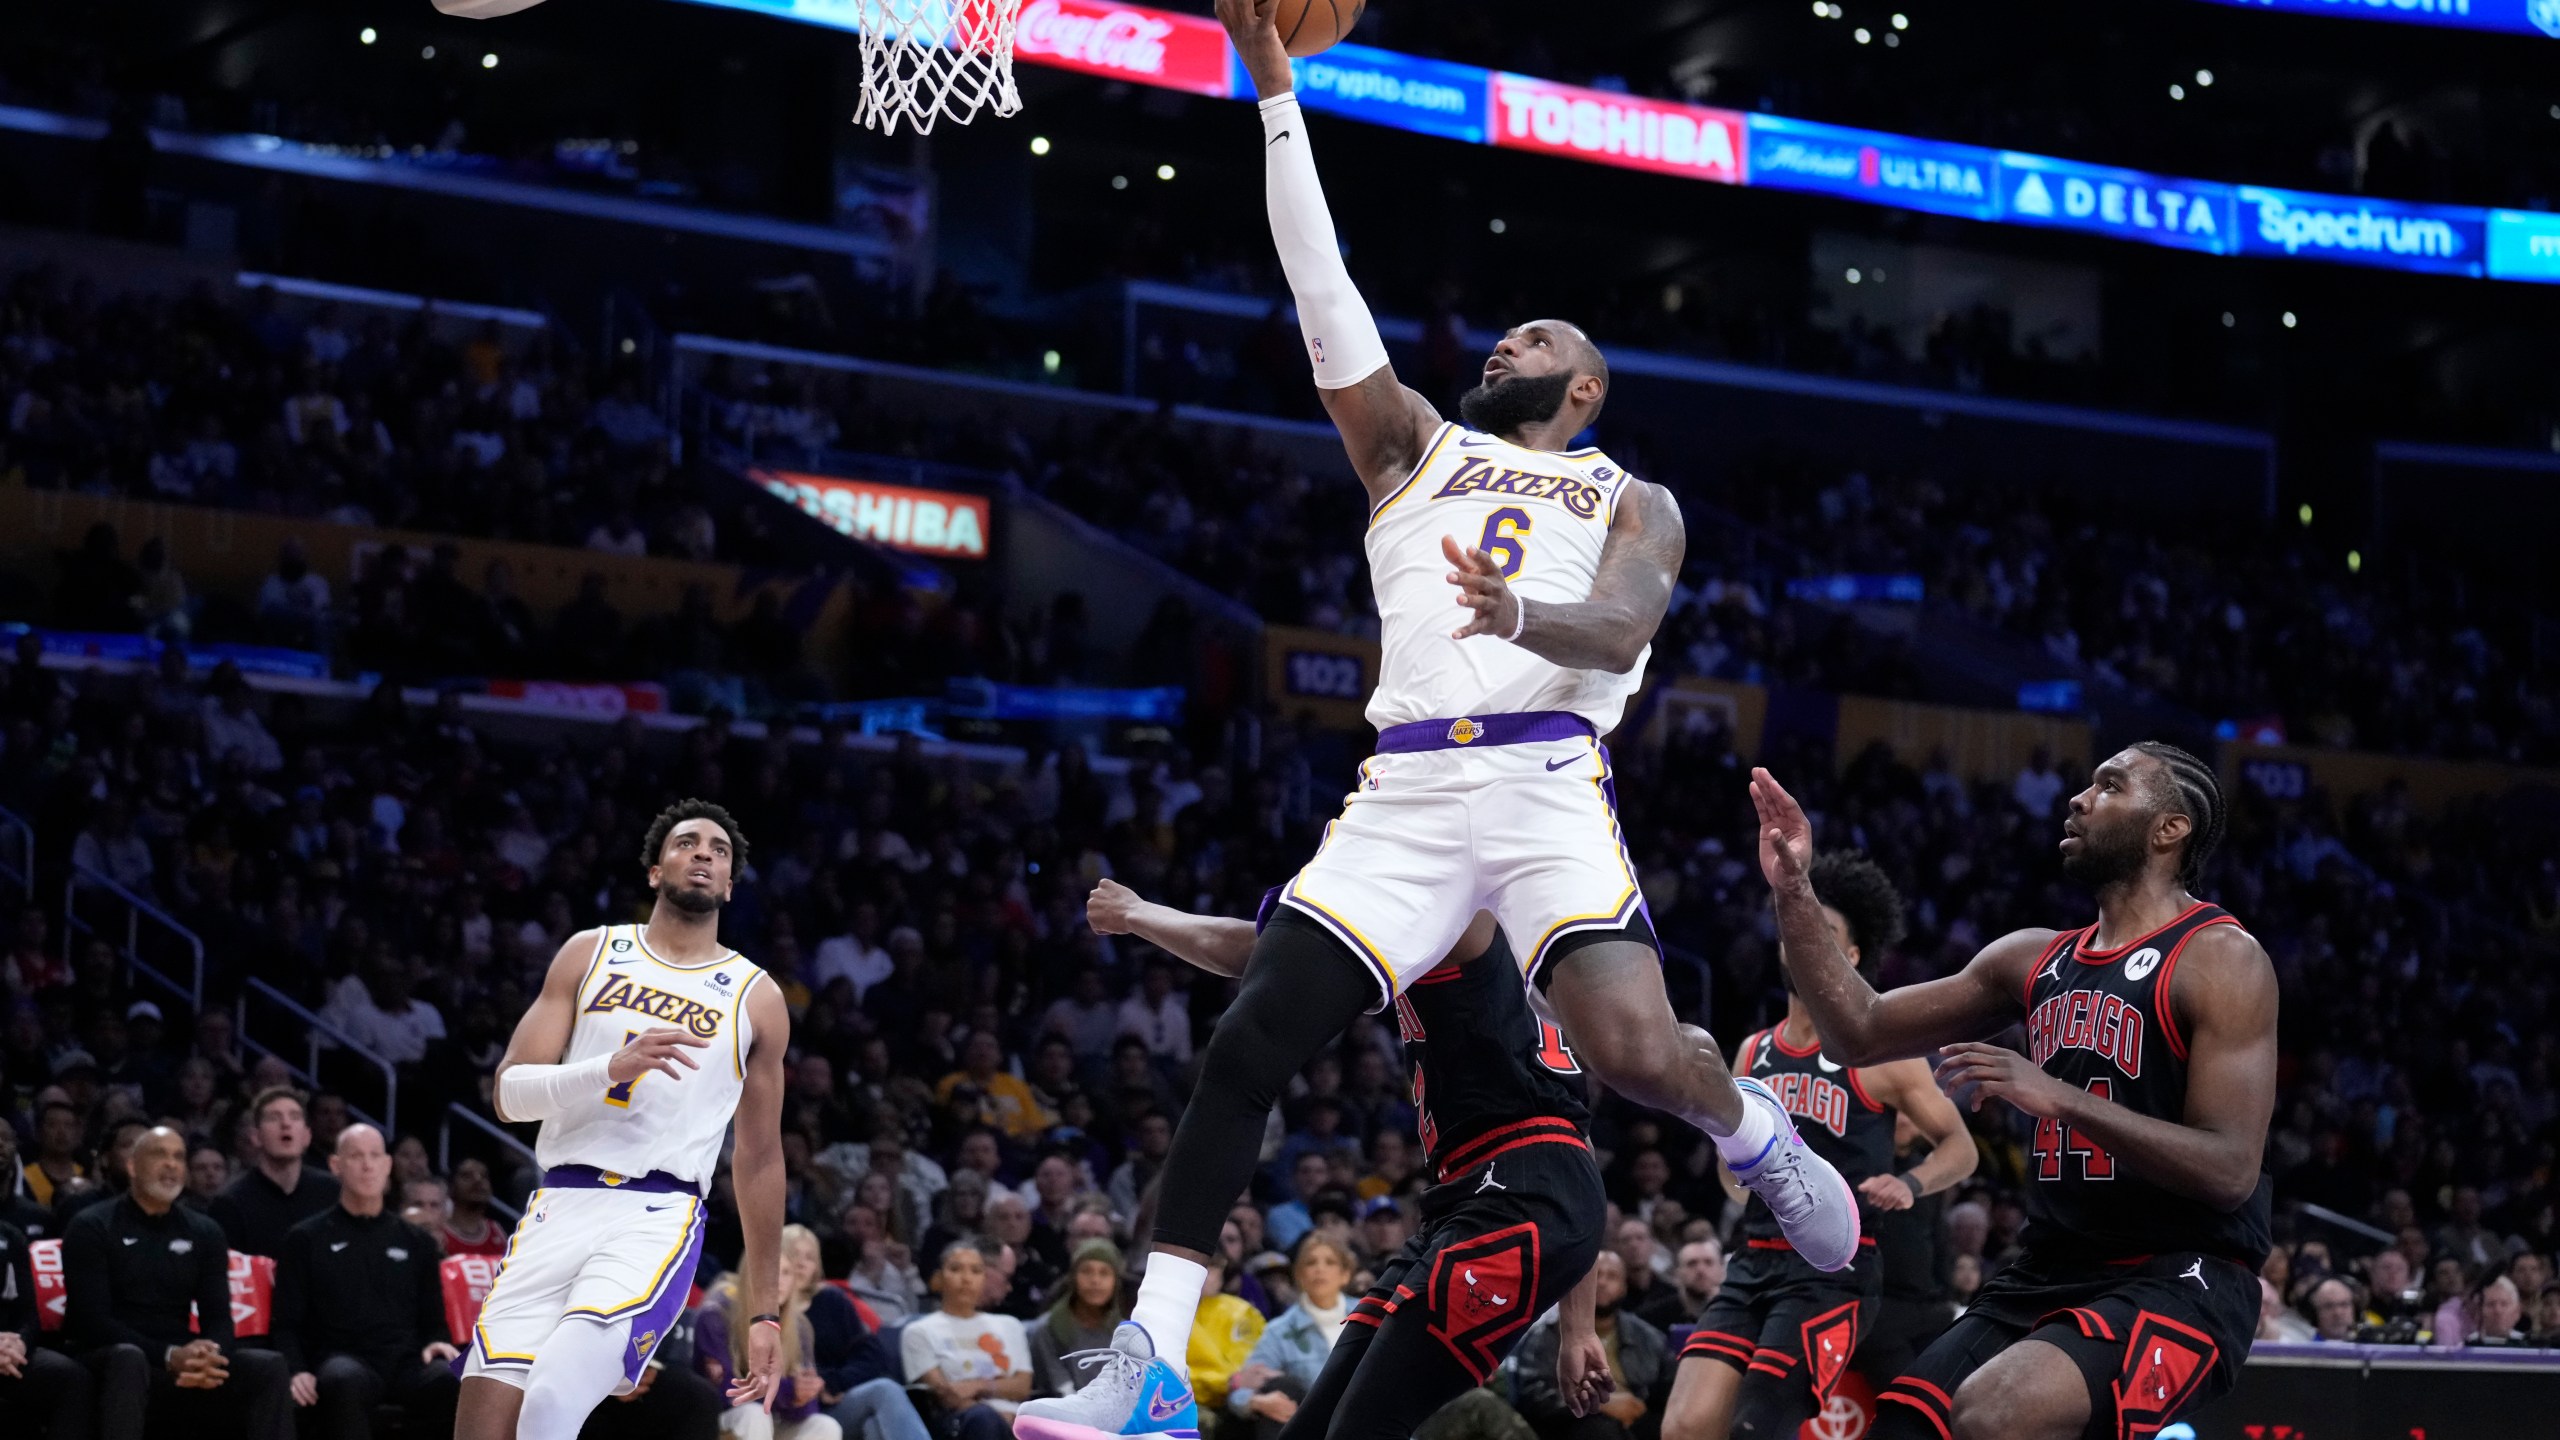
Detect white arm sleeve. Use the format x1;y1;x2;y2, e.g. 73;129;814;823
1259;93;1391;391
494;1052;615;1122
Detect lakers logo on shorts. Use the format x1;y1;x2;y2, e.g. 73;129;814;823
600;1171;627;1187
1447;718;1483;745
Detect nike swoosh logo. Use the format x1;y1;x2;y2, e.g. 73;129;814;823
609;957;639;966
644;1203;674;1213
1458;437;1502;449
1544;756;1578;771
1267;130;1290;146
1815;1054;1842;1073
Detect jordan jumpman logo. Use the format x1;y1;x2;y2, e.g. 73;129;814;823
1476;1164;1506;1194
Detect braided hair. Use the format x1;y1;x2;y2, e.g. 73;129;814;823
1807;850;1907;980
2129;742;2224;890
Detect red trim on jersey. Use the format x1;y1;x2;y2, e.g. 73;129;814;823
2151;915;2239;1063
1412;966;1466;987
1846;1064;1885;1114
1767;1023;1821;1059
1745;1236;1878;1251
1434;1116;1584;1181
1897;1377;1954;1410
1880;1393;1952;1440
1747;1361;1791;1379
2076;901;2211;963
1680;1331;1754;1364
1749;1348;1797;1369
1345;1310;1382;1329
1799;1299;1862;1402
1435;1130;1589;1184
2023;929;2078;1007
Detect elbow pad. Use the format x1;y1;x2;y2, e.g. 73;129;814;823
1260;94;1390;390
495;1052;615;1122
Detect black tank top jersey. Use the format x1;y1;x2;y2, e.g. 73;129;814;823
1391;933;1592;1181
1734;1025;1898;1240
1254;888;1588;1182
2018;901;2274;1267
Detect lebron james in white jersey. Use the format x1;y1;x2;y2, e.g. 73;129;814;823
1012;9;1860;1440
456;801;788;1440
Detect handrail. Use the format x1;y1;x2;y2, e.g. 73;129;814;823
237;977;397;1131
0;802;31;908
64;865;205;1014
439;1103;539;1222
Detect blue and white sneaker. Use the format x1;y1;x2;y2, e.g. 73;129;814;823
1728;1076;1863;1272
1015;1322;1199;1440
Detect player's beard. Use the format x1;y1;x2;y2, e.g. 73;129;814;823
1459;370;1574;436
2061;822;2148;889
660;880;723;916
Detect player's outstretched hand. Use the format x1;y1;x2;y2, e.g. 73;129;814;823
1214;0;1292;98
608;1027;709;1085
1086;877;1141;936
1443;534;1523;641
730;1317;784;1412
1747;767;1815;890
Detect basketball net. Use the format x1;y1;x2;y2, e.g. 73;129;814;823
855;0;1026;134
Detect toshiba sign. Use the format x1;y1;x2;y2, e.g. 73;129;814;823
1490;75;1746;185
757;470;991;559
1012;0;1234;96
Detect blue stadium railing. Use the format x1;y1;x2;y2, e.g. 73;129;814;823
63;865;205;1017
239;977;399;1135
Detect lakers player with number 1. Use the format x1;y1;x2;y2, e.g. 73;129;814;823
1018;4;1858;1438
455;800;789;1440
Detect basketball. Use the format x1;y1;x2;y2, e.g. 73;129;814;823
1274;0;1363;56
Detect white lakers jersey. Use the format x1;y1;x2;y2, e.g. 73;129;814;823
1362;422;1651;732
535;924;763;1186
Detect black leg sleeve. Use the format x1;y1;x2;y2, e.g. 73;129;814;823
1151;908;1378;1254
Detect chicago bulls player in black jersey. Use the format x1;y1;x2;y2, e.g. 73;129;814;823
1083;879;1615;1440
1664;853;1976;1440
1749;745;2275;1440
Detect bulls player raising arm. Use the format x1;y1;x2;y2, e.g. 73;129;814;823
1749;756;2275;1214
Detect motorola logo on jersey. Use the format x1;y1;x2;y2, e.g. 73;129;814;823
2123;946;2163;981
1760;1071;1854;1139
585;974;726;1039
1428;456;1608;517
2027;988;2146;1080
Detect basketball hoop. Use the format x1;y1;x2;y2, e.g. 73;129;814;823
855;0;1026;135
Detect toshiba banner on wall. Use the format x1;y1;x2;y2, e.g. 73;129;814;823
1488;75;1745;185
755;469;992;559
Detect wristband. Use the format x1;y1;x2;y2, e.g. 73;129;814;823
751;1314;783;1330
1503;596;1529;644
1895;1169;1927;1199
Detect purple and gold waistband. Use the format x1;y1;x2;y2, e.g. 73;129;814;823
1375;710;1595;754
541;1164;701;1196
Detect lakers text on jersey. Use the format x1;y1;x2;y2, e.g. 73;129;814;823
464;925;764;1391
1280;425;1658;999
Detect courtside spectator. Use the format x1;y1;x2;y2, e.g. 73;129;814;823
790;1225;931;1440
64;1127;292;1440
902;1240;1032;1440
210;1088;339;1259
1514;1252;1666;1440
1227;1236;1355;1440
1029;1239;1128;1397
696;1225;846;1440
1186;1247;1263;1417
271;1124;460;1439
0;1198;88;1435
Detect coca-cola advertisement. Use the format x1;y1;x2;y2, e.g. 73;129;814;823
1012;0;1234;97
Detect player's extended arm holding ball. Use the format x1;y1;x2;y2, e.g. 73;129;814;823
1221;0;1440;499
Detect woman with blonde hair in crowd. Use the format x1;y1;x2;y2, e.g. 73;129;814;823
698;1223;843;1440
1226;1235;1357;1440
